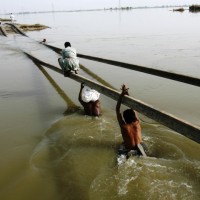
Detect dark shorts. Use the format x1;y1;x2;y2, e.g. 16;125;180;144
118;143;148;158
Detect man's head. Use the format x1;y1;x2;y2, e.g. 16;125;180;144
123;109;137;124
64;42;71;48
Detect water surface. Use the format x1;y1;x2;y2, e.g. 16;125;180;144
0;8;200;200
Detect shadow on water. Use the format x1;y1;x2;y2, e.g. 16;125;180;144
33;61;81;115
79;63;115;90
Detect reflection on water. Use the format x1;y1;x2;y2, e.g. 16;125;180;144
0;8;200;200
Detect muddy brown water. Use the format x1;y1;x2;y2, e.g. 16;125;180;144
0;8;200;200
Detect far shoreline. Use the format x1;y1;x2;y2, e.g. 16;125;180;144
0;5;192;15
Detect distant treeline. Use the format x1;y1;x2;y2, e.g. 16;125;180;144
2;4;199;15
189;5;200;12
106;5;189;11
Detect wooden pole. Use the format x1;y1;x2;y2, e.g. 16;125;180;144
24;52;200;144
43;44;200;88
77;53;200;88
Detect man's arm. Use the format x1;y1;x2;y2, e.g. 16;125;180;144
116;84;129;125
78;83;86;106
61;49;65;58
93;100;101;117
134;111;140;121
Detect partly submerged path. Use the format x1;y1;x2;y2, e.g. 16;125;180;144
2;23;200;144
25;52;200;144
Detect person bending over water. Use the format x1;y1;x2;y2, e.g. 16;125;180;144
58;42;79;77
116;84;147;157
78;83;101;117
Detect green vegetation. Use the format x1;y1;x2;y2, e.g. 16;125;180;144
0;18;11;22
173;8;185;12
18;24;50;31
189;5;200;12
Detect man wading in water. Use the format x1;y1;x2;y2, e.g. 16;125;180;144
116;84;147;158
78;83;101;117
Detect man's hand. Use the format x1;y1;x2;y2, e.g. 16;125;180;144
81;82;85;89
121;84;129;96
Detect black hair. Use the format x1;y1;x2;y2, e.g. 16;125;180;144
64;42;71;48
123;109;137;124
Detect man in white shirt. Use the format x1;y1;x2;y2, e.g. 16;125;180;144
78;83;101;117
58;42;79;77
10;13;14;23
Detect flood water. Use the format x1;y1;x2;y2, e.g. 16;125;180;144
0;8;200;200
